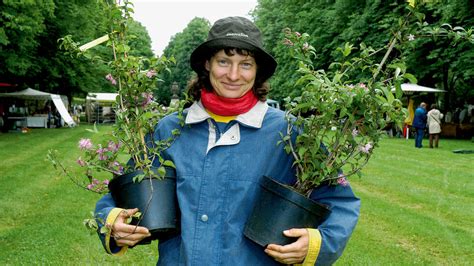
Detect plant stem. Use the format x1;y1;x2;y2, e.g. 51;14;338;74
50;153;102;194
286;119;304;175
372;11;412;82
372;35;397;81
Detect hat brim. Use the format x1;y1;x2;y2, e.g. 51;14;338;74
190;38;277;81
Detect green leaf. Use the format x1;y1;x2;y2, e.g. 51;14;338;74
298;147;308;158
402;73;417;84
158;166;166;177
162;160;176;168
99;225;109;234
85;123;99;133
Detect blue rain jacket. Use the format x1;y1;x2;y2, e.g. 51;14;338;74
412;107;427;129
95;101;360;265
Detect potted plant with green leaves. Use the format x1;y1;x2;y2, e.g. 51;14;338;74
245;27;406;246
47;0;185;243
244;3;473;247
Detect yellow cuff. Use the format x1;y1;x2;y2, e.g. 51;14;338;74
295;228;322;266
105;208;128;255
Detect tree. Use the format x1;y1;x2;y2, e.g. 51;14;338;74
252;0;474;110
0;0;155;101
128;20;154;58
0;0;55;80
158;17;209;104
402;0;474;110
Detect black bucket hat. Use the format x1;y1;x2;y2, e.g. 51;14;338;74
190;16;277;81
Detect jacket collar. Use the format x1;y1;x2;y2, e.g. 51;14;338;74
185;100;268;129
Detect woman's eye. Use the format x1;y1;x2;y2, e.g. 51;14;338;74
217;59;228;66
241;62;253;69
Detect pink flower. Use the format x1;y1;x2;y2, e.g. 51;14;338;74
360;142;373;154
142;92;153;107
115;163;124;175
103;179;110;185
76;157;86;167
78;138;93;150
86;184;94;190
105;73;117;85
96;145;108;161
283;38;294;46
295;32;301;38
107;141;121;153
110;161;124;175
146;69;157;78
337;175;349;186
352;129;359;137
337;177;349;187
358;83;368;91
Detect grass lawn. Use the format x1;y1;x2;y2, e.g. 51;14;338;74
0;125;472;264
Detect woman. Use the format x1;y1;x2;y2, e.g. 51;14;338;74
95;16;360;265
427;104;444;148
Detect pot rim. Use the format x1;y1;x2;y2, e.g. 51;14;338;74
261;176;330;216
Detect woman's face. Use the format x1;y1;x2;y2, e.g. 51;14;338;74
205;49;257;98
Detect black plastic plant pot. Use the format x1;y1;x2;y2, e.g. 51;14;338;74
244;176;331;247
108;167;180;243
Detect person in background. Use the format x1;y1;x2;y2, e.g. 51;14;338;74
458;104;468;124
46;104;53;128
444;110;452;123
427;104;444;148
412;102;427;148
94;16;360;265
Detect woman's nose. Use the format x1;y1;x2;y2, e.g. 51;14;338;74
227;64;239;81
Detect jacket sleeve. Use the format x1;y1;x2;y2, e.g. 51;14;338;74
309;183;360;265
95;193;128;255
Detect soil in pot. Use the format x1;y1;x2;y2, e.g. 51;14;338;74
108;167;180;243
244;175;331;247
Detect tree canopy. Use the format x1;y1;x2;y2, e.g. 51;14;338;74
0;0;153;99
158;17;209;104
252;0;474;110
1;0;472;110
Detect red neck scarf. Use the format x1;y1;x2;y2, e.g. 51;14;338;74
200;89;259;116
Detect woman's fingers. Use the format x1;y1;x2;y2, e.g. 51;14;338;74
110;208;151;246
114;222;150;235
265;228;309;264
112;223;151;247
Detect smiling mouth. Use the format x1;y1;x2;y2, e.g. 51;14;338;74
223;83;241;90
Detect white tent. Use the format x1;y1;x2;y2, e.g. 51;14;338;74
392;83;446;93
85;92;118;123
0;88;53;99
0;88;76;127
86;92;118;102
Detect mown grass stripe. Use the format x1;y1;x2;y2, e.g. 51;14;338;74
352;186;472;265
0;127;473;264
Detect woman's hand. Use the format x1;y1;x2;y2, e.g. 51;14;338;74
264;228;309;265
108;208;151;247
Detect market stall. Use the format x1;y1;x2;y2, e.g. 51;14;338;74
85;92;118;123
0;88;76;129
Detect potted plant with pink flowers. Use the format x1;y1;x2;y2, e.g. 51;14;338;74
244;2;473;247
245;27;407;247
47;0;186;242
